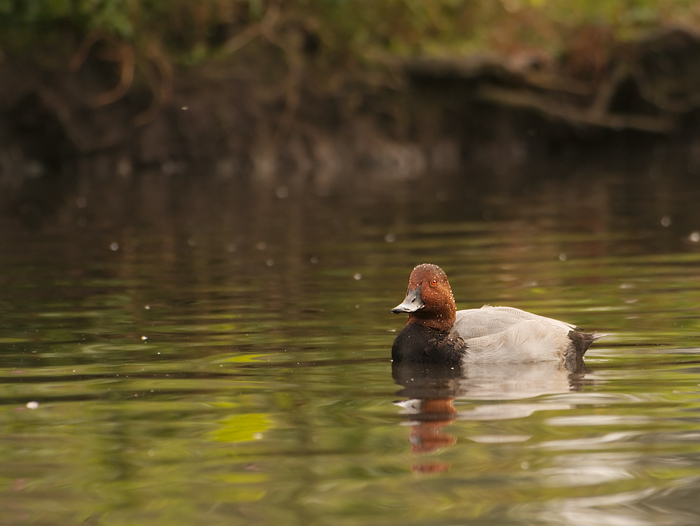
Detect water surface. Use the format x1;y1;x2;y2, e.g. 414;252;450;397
2;162;700;525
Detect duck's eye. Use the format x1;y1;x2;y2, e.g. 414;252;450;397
431;279;437;286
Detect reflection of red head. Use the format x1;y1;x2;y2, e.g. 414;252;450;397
408;398;457;464
420;398;457;415
412;462;451;473
409;420;457;454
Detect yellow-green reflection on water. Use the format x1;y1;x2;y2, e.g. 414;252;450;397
1;169;700;525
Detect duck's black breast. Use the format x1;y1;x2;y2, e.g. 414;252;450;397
391;324;466;365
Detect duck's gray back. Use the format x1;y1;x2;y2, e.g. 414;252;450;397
451;306;576;340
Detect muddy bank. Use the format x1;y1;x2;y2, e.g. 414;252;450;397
3;26;700;193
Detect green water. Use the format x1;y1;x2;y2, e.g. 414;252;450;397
2;165;700;525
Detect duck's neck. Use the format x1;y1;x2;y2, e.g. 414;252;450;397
407;303;456;332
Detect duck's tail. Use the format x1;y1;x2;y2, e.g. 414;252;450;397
565;331;604;371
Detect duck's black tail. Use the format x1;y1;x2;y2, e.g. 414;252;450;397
565;331;603;371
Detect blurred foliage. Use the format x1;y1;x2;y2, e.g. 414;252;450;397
1;0;700;70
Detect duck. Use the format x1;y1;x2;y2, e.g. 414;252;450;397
391;263;599;368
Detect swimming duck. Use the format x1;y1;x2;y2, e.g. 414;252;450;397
391;263;599;368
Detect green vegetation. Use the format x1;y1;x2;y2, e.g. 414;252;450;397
2;0;700;70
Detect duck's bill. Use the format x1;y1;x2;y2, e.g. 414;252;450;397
391;284;425;313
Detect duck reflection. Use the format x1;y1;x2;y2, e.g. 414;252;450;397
393;363;460;473
392;360;587;472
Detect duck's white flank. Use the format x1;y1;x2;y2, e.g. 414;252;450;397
450;306;575;363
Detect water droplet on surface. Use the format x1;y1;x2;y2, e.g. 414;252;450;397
690;232;700;242
558;253;567;261
354;273;362;280
110;242;119;251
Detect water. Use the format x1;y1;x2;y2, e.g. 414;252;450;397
2;160;700;525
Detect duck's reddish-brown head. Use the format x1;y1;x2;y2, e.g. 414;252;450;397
391;264;457;332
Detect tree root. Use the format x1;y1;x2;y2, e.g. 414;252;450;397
70;32;171;126
403;27;700;134
477;85;675;133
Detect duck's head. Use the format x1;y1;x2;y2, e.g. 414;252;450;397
392;264;457;332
